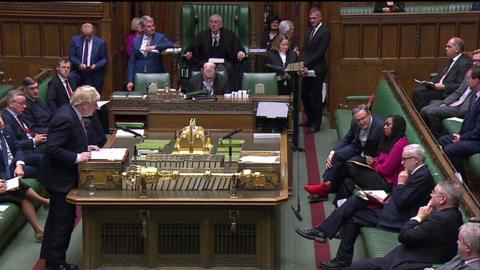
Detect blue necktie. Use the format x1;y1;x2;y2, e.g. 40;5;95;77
0;132;12;179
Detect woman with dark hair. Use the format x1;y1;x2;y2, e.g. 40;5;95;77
263;15;280;50
334;115;409;204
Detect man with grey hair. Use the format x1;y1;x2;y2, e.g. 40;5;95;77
412;37;472;110
349;180;464;270
69;22;108;94
278;20;299;55
185;14;246;91
435;221;480;270
296;144;434;269
126;15;174;91
39;85;101;270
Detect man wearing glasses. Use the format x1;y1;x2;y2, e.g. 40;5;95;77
349;180;463;270
295;144;435;269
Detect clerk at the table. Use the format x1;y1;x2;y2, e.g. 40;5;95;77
187;62;229;96
39;85;100;270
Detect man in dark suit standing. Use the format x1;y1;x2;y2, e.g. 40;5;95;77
299;7;331;133
184;14;246;92
2;90;47;153
39;85;100;270
47;58;77;113
187;62;228;96
348;180;463;270
304;104;384;201
412;37;472;111
20;77;52;135
69;23;108;94
439;65;480;179
296;144;435;269
420;49;479;138
126;15;174;91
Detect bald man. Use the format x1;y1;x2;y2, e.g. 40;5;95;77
68;22;108;94
187;61;228;96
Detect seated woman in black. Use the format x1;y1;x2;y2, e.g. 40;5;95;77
263;15;280;50
264;34;298;95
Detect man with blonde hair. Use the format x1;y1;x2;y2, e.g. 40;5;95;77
39;85;100;270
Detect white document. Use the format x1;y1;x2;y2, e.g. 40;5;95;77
116;129;145;138
6;177;20;191
305;70;316;77
0;205;10;211
91;148;128;161
239;156;280;164
414;79;434;87
97;100;110;108
164;48;182;54
445;117;464;123
248;48;267;54
208;58;225;64
257;102;289;119
253;133;281;139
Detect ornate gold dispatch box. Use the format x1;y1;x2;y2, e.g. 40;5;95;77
237;151;281;189
78;148;129;189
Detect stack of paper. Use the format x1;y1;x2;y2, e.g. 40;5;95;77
116;129;145;138
91;148;128;161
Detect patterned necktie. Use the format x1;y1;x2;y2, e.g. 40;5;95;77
65;79;73;98
17;114;35;137
0;132;12;179
82;39;90;65
309;29;316;40
212;36;219;48
438;58;453;84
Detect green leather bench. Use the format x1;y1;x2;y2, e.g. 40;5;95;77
0;178;46;251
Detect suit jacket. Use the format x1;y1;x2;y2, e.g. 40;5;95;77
459;93;480;141
436;254;480;270
433;53;472;96
1;109;35;151
24;97;52;134
374;2;405;13
47;75;77;113
334;115;384;157
377;164;435;231
127;32;173;83
441;75;474;115
0;127;25;178
38;104;88;193
186;28;245;70
68;35;108;90
300;23;331;78
187;73;228;95
265;50;298;94
380;207;463;270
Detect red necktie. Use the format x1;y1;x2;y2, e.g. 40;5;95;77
17;114;35;137
65;80;73;98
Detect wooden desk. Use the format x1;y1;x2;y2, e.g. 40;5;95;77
109;95;292;133
67;132;290;269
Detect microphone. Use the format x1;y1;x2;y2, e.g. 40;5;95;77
117;126;144;138
219;128;242;141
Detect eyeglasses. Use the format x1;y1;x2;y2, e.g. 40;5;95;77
430;189;446;197
401;156;416;161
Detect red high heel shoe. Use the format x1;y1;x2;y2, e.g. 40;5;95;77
304;182;330;195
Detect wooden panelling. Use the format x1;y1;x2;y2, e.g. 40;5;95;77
343;25;360;58
44;23;61;56
399;24;417;58
63;24;81;56
459;22;480;51
419;24;437;57
3;22;22;56
363;25;379;58
24;23;42;57
381;24;398;57
438;23;456;53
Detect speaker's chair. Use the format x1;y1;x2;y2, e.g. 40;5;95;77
241;73;278;96
134;73;171;94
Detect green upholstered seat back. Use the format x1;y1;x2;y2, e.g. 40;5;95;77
134;73;171;94
182;3;250;52
241;73;278;96
38;76;52;102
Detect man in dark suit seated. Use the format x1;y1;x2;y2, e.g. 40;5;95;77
187;62;228;96
39;85;101;270
20;77;52;135
184;14;246;92
68;23;108;94
1;90;47;153
420;49;480;138
304;104;384;201
438;65;480;180
47;57;106;147
348;180;464;270
295;144;435;269
126;15;173;92
412;37;472;111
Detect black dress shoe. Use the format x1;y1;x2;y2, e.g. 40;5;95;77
305;125;321;134
308;194;328;203
294;228;327;242
319;258;350;270
53;263;79;270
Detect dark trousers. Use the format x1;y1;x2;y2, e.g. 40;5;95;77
412;87;445;111
40;190;76;267
347;257;387;270
319;196;380;264
322;144;360;182
438;134;480;178
301;75;324;129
